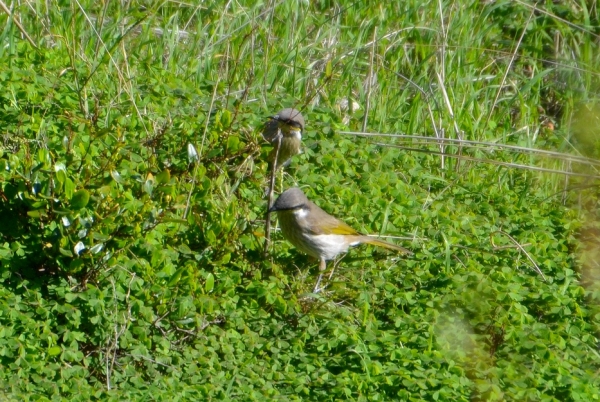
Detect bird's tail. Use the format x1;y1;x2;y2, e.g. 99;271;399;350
361;237;412;255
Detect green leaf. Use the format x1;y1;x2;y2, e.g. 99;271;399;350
221;109;232;127
64;177;75;200
111;170;123;183
70;189;90;209
156;169;171;184
226;135;240;152
188;143;199;163
26;209;46;218
205;273;214;293
55;169;66;185
167;267;186;286
59;248;73;257
177;244;192;254
143;174;154;195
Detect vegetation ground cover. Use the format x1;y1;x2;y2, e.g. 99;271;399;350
1;0;600;400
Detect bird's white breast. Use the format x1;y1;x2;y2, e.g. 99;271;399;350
282;127;301;140
279;208;357;261
287;208;355;260
306;234;352;260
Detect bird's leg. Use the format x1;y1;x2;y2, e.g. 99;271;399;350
313;259;327;293
313;274;323;293
327;255;345;280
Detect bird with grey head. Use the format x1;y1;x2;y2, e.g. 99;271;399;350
262;108;305;169
269;187;412;291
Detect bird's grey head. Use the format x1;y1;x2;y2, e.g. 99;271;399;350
262;108;305;143
272;108;305;130
269;187;310;212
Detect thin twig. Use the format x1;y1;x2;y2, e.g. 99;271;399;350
491;230;546;281
375;143;600;179
513;0;600;41
436;0;448;169
362;26;377;132
264;135;282;257
339;131;600;167
0;0;38;49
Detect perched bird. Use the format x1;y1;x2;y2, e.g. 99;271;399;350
262;108;305;169
269;187;412;290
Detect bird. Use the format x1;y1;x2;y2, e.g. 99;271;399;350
269;187;412;291
261;108;305;169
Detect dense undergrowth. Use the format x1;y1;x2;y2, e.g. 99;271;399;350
1;0;600;400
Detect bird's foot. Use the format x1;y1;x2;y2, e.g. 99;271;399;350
313;274;325;293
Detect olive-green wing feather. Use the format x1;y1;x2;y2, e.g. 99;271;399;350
305;204;360;235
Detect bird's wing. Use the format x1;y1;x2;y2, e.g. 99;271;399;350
307;207;360;236
262;119;281;143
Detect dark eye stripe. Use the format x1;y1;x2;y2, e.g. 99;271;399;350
284;120;302;128
267;115;303;129
290;203;307;211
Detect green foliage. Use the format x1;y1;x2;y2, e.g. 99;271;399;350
0;0;599;400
